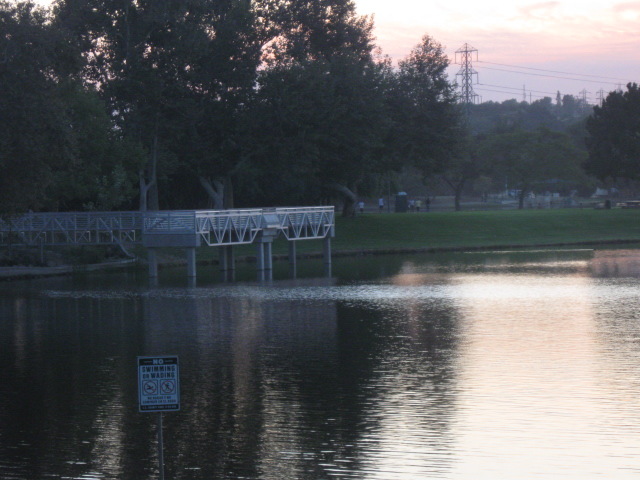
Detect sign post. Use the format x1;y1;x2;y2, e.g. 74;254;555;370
138;356;180;480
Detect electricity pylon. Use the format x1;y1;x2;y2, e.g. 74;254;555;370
455;43;480;113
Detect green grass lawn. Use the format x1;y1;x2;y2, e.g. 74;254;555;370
331;208;640;252
195;208;640;263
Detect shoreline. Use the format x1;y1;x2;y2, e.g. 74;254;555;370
2;238;639;281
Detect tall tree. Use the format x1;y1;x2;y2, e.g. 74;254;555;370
585;83;640;181
245;54;389;215
243;0;385;215
0;1;76;212
480;128;587;209
389;35;461;183
0;1;131;212
383;35;463;208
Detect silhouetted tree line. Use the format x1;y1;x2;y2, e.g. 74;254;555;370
1;1;637;215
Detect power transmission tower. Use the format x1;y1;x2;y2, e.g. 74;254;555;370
596;89;605;106
579;89;589;105
455;43;480;113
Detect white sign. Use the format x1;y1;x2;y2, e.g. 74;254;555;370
138;356;180;412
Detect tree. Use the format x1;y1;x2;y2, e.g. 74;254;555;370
480;128;587;209
585;83;640;181
48;83;144;211
244;54;389;215
0;1;78;212
258;0;375;65
386;35;463;208
242;0;386;215
388;35;461;183
439;136;481;211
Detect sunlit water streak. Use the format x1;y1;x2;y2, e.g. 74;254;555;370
2;250;640;479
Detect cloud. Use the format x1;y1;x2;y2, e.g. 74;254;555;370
516;2;561;20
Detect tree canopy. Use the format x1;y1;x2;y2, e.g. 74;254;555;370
479;127;587;208
1;0;606;215
585;83;640;181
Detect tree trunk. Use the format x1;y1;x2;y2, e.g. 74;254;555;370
325;182;357;217
138;171;156;212
442;175;466;212
518;189;526;209
223;175;234;209
140;123;160;211
454;185;463;212
199;176;225;209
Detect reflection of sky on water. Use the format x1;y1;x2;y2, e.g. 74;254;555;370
3;249;640;479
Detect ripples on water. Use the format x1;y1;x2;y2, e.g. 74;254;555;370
2;249;640;479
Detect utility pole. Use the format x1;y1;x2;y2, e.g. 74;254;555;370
596;89;605;106
455;43;480;115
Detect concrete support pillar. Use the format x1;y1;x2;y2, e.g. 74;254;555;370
148;248;158;278
256;241;274;281
323;236;332;277
256;242;265;281
219;246;228;272
219;246;235;282
323;236;332;265
186;248;197;278
265;242;273;280
288;241;297;278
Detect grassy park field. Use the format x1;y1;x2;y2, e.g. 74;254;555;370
330;208;640;253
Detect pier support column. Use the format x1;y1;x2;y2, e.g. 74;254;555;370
323;236;332;277
219;246;235;282
256;242;265;281
288;241;297;278
148;248;159;278
265;241;273;280
186;248;197;278
256;239;275;281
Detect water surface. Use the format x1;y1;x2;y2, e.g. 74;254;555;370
1;248;640;479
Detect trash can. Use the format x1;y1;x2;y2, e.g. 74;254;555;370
395;192;408;213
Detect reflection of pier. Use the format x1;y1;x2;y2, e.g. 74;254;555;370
0;207;335;281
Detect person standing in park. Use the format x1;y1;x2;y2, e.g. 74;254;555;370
378;197;384;212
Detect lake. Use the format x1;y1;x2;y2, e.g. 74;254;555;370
1;248;640;479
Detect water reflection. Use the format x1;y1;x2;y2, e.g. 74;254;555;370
2;249;640;479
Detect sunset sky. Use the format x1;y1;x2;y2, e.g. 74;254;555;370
355;0;640;103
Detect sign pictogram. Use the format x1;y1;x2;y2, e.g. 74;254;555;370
138;356;180;412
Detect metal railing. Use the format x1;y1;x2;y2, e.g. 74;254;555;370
0;207;335;247
275;207;335;240
0;211;143;246
195;209;263;246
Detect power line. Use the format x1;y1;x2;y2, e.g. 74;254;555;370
479;65;621;86
451;45;630;104
474;86;549;101
478;82;558;96
477;60;630;83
